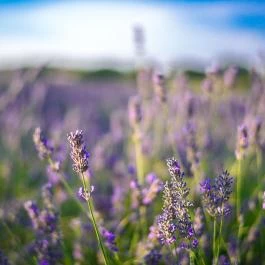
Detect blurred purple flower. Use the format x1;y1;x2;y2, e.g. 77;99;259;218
201;171;233;217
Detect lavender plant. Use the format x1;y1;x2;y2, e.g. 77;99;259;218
1;45;265;265
24;183;63;265
200;171;234;265
67;130;110;265
157;158;198;263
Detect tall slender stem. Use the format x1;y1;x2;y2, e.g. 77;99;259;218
80;173;109;265
198;249;206;265
134;128;144;185
213;218;217;265
236;159;242;222
236;159;243;264
133;127;147;236
216;215;223;263
189;250;195;265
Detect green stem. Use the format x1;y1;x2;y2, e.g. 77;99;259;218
153;103;167;155
80;173;109;265
168;244;176;263
256;146;262;174
236;159;243;264
216;216;223;263
213;218;217;265
133;127;147;237
88;198;109;265
134;129;144;185
139;205;147;235
189;250;195;265
236;159;241;220
198;249;206;265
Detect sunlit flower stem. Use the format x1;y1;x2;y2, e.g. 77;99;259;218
80;172;110;265
133;129;145;185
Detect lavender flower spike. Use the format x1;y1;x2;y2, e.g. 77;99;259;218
157;157;197;249
235;125;249;160
201;171;233;217
33;127;53;160
67;130;90;173
24;183;63;264
78;186;94;202
101;227;118;252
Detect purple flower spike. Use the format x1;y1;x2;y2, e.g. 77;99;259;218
200;178;211;192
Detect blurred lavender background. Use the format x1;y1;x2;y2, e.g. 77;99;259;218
1;0;264;141
1;0;265;166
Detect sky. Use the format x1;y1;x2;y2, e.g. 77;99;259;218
0;0;265;69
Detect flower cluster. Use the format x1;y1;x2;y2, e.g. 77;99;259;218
200;171;233;217
130;173;162;208
67;130;90;173
33;127;53;160
183;122;200;176
144;248;162;265
78;186;94;202
101;227;118;252
157;158;197;249
24;183;63;265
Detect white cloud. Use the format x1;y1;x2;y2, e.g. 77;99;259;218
0;1;264;68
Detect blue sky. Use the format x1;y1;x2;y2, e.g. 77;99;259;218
0;0;265;68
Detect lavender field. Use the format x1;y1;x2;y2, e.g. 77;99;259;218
1;1;265;264
0;61;265;265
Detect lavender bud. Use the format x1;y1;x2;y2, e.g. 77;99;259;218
24;200;40;230
101;227;118;252
128;96;142;128
235;124;249;160
130;178;142;209
157;212;177;245
142;174;162;205
33;127;53;160
24;183;63;264
78;186;94;202
194;207;204;237
42;183;54;210
218;255;231;265
144;249;162;265
67;130;90;173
